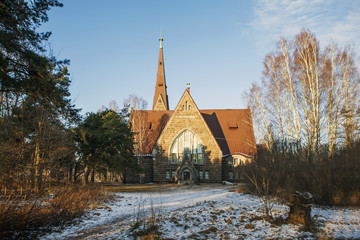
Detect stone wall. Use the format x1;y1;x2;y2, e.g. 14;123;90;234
154;90;223;183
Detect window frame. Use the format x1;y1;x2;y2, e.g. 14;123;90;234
170;130;205;164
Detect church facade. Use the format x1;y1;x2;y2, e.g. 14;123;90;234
129;37;256;184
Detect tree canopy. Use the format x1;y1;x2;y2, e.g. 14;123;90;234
74;109;139;184
0;0;81;194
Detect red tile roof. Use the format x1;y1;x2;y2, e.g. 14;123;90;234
130;110;173;154
131;108;256;156
200;109;256;156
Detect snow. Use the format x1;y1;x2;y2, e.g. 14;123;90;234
41;185;360;239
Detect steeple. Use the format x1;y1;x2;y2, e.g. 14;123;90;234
152;34;169;110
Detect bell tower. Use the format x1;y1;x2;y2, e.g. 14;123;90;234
152;34;169;110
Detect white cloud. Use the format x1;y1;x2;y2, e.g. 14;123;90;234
249;0;360;53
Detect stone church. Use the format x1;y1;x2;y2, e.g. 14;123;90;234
129;37;256;184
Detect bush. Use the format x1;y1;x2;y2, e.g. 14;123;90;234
244;141;360;206
0;184;107;239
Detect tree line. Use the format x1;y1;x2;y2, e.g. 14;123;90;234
0;0;139;197
245;29;360;205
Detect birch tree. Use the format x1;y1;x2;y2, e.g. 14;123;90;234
246;29;360;160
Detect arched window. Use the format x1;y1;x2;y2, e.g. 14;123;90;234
170;130;204;164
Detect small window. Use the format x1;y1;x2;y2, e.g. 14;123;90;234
188;105;191;111
199;170;203;180
182;105;185;110
197;153;203;164
205;171;209;180
229;171;233;180
185;101;188;110
228;122;238;128
191;154;197;163
160;62;162;65
171;153;178;162
171;171;176;178
166;171;170;179
228;158;234;166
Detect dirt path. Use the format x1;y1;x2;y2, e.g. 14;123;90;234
42;185;234;240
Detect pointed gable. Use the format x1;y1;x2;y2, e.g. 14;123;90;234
156;89;222;162
154;94;167;111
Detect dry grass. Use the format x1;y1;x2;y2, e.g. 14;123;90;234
0;184;107;239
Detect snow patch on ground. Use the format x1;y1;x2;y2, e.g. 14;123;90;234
42;185;360;239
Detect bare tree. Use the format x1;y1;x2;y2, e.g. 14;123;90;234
247;171;274;221
245;83;274;150
246;29;360;159
337;45;360;148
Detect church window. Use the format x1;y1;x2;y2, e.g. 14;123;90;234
205;171;209;180
160;62;162;65
185;101;188;110
170;130;204;164
166;171;170;179
171;153;178;162
228;158;234;166
171;171;176;178
182;105;184;110
188;105;191;111
191;154;197;163
197;153;203;164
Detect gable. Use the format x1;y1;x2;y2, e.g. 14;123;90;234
154;94;167;111
156;90;222;161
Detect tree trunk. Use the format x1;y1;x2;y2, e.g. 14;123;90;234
34;142;43;192
84;166;90;185
91;167;95;183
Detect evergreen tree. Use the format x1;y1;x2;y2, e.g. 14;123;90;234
0;1;80;194
74;109;139;184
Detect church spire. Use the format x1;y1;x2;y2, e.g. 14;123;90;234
152;34;169;110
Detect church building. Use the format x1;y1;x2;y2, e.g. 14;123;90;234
129;37;256;184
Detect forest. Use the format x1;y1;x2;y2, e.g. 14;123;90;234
244;29;360;206
0;1;141;236
0;1;140;196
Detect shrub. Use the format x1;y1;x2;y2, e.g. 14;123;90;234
0;184;107;239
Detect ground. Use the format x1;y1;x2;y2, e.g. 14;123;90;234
42;184;360;239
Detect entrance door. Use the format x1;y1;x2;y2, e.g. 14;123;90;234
183;171;190;181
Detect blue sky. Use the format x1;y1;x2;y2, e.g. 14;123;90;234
41;0;360;114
